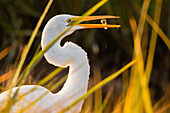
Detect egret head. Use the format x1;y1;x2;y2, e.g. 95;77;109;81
43;14;120;39
41;14;120;49
41;14;120;67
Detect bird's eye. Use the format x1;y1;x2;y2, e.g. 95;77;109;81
67;18;72;23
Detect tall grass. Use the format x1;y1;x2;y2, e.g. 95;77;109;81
0;0;169;113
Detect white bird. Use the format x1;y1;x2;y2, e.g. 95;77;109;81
0;14;119;113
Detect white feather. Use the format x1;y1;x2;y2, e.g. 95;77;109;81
0;14;89;113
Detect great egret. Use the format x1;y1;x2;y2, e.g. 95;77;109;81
0;14;120;113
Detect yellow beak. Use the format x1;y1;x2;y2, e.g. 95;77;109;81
71;15;120;29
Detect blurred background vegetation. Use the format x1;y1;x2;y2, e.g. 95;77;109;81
0;0;169;112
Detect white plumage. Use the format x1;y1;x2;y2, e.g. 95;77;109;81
0;14;119;113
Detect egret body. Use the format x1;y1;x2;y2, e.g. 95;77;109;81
0;14;119;113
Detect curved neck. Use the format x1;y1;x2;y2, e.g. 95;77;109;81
55;40;90;98
42;33;90;109
56;46;89;111
41;15;90;111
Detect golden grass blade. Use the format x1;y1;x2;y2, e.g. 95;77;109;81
0;46;11;61
4;0;54;111
82;96;93;113
145;15;170;50
125;15;141;113
0;70;15;83
99;87;113;113
126;16;140;113
81;78;93;113
37;68;63;86
49;75;67;91
94;68;102;113
128;0;153;112
122;69;129;99
131;0;169;49
123;83;134;113
153;96;166;111
141;80;153;113
112;99;123;113
155;104;170;113
9;0;54;89
142;24;149;62
13;46;26;69
133;24;153;112
145;0;162;82
60;59;137;113
34;43;41;56
135;2;152;113
137;0;151;39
